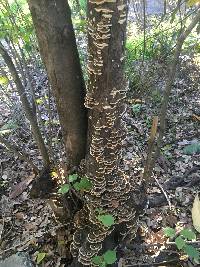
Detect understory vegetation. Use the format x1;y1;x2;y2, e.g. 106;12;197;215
0;0;200;267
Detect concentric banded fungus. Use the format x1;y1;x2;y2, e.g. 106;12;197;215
71;0;147;265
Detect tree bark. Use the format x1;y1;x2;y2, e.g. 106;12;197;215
28;0;88;168
0;43;50;168
70;1;147;265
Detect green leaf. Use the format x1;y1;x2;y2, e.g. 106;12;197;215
58;184;70;194
36;252;46;264
68;174;78;183
73;182;81;191
175;236;186;250
183;143;200;155
74;177;92;191
180;229;196;241
92;256;103;266
98;214;115;227
184;244;200;262
36;99;44;105
187;0;200;6
131;104;141;114
24;43;32;52
103;250;117;265
79;177;92;190
0;76;9;85
170;7;178;23
163;227;176;238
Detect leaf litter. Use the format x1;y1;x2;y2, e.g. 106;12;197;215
0;47;200;267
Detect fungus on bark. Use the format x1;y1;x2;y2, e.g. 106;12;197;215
71;0;147;265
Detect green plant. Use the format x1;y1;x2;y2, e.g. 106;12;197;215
183;142;200;155
58;174;92;194
79;0;87;13
36;252;46;264
0;0;35;54
125;14;200;96
131;103;142;115
74;177;92;191
96;208;115;228
164;227;199;263
58;184;70;194
92;250;117;267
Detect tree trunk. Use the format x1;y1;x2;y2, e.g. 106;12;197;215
28;0;88;168
0;43;50;168
70;1;147;265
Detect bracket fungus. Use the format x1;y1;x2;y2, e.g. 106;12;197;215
71;0;147;265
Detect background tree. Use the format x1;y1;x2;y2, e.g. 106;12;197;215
28;0;87;168
0;43;50;168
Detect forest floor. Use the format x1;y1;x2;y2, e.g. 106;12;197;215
0;55;200;267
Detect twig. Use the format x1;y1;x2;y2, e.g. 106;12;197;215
0;213;5;242
0;238;33;255
0;161;3;176
143;116;158;180
154;176;172;209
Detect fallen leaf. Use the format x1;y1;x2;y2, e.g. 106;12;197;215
111;200;119;208
192;194;200;233
24;222;37;231
192;114;200;121
15;212;24;220
36;252;46;264
9;173;35;199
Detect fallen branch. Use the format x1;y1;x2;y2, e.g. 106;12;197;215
0;238;34;255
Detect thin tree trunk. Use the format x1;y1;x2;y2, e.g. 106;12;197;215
0;43;50;168
164;0;167;15
143;8;200;181
28;0;88;168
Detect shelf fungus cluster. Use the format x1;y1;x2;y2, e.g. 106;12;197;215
71;0;147;266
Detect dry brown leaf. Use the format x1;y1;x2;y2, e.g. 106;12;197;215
15;212;25;220
192;194;200;233
24;222;37;231
9;173;35;199
111;200;119;208
192;114;200;121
